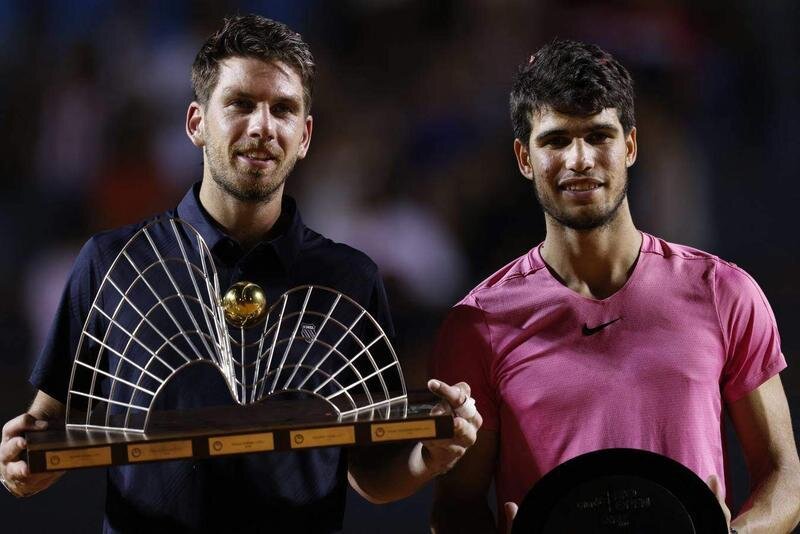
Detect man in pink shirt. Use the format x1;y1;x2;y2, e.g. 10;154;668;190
430;39;800;533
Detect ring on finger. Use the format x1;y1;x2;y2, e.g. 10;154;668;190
454;397;476;419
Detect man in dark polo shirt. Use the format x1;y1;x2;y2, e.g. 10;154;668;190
0;15;482;533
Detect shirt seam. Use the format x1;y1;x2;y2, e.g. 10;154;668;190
711;260;731;359
470;294;495;360
639;248;727;262
470;293;499;428
468;264;548;297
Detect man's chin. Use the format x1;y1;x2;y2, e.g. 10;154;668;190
548;207;619;231
231;185;282;203
212;174;283;204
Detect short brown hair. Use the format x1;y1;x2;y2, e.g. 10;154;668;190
510;39;635;143
191;15;316;113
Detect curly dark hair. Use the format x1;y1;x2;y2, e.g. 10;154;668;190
191;15;315;113
510;39;635;143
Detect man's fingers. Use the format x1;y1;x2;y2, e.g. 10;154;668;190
452;417;478;447
428;379;471;409
425;418;477;453
2;414;32;441
2;414;48;443
1;435;31;484
430;403;448;416
0;436;27;464
472;410;483;429
454;397;476;419
4;458;31;481
425;380;481;476
0;413;61;497
424;420;474;453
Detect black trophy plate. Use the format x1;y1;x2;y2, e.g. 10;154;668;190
511;448;728;534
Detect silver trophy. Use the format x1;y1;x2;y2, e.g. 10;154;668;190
27;218;448;472
65;217;406;432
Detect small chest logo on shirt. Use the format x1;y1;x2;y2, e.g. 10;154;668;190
582;317;622;336
300;323;317;343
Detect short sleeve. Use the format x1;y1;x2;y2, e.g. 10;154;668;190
30;238;103;403
715;262;786;403
367;267;395;342
430;297;499;430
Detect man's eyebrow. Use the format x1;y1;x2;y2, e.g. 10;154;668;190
220;87;302;105
534;123;618;142
586;123;618;133
534;128;568;142
220;88;256;100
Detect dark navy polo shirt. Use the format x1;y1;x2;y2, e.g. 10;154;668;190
31;184;394;533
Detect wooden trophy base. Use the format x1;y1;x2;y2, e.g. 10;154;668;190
26;391;452;472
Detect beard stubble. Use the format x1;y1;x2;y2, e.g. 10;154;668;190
205;145;298;204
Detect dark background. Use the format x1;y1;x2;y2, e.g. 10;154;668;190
1;0;798;532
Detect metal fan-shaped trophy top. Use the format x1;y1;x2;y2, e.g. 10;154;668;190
64;218;407;433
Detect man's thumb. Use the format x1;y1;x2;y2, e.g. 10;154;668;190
706;474;723;500
706;474;732;527
504;502;519;534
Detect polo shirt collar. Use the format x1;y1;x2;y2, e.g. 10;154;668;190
176;182;305;272
269;195;305;272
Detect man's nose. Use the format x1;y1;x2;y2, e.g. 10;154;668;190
566;139;593;173
247;106;276;139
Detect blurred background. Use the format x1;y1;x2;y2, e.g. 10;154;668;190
1;0;798;531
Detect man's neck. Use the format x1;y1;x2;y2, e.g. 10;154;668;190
540;204;641;300
198;179;283;251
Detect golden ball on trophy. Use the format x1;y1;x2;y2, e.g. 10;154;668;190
221;281;268;328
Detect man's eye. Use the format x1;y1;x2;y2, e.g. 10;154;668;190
546;137;570;148
586;133;609;144
231;100;254;110
271;104;292;115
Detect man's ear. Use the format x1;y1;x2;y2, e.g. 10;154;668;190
625;126;637;168
296;114;313;160
186;102;205;147
513;138;534;181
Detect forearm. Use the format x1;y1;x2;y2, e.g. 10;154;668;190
732;464;800;533
29;390;65;421
348;442;436;504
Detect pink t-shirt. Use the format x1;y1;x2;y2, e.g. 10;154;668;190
431;232;785;523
